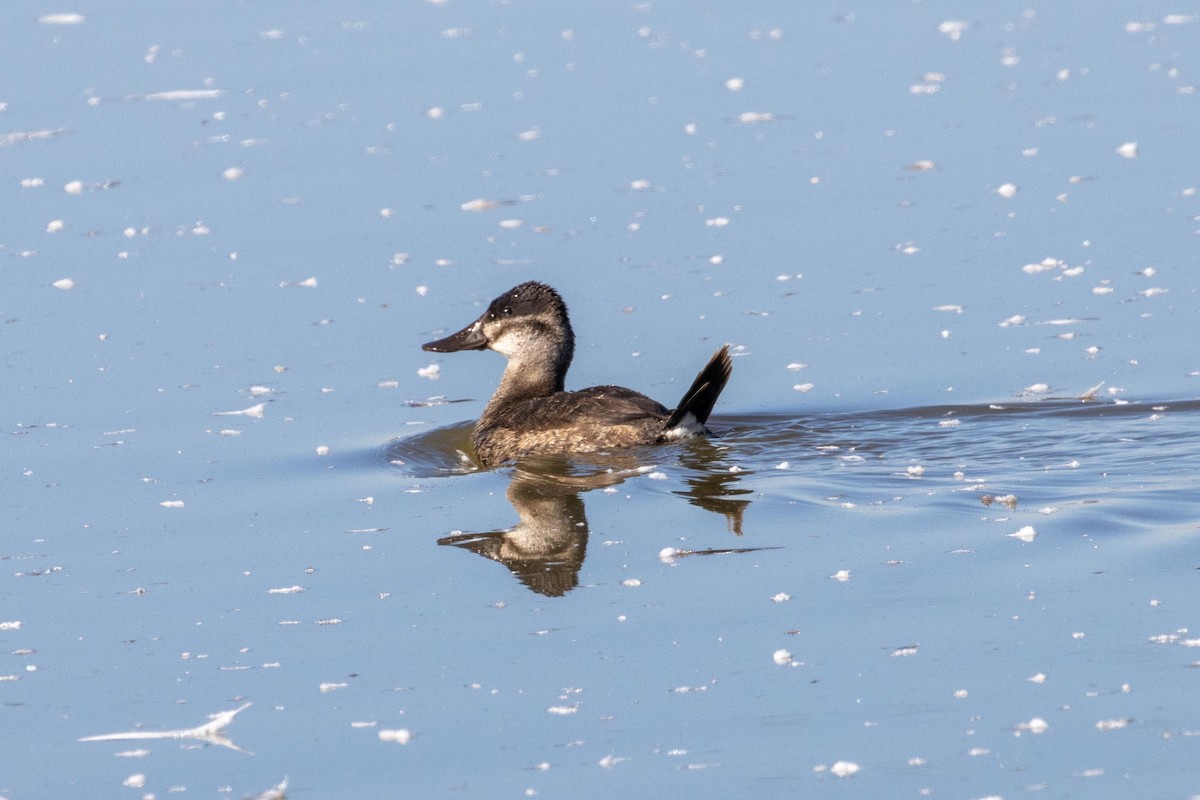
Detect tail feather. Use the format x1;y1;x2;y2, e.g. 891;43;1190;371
663;345;733;434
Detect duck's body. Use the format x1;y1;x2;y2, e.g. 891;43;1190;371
423;281;732;468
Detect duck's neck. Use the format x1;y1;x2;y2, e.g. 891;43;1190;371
483;341;571;415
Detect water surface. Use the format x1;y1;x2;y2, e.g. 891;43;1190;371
4;2;1200;798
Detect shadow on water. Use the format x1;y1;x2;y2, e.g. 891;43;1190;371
379;399;1200;595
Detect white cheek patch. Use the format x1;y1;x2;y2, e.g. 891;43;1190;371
489;327;534;357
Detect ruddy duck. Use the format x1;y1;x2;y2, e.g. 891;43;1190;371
422;281;732;467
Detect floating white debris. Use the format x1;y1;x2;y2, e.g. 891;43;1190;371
0;622;21;631
80;703;251;752
904;159;937;171
1009;525;1037;543
906;465;925;477
770;592;791;603
937;418;960;428
214;403;265;418
417;363;440;380
772;648;793;665
724;77;745;91
775;461;790;469
1017;717;1049;734
645;471;668;480
1028;672;1047;683
999;314;1026;327
737;111;776;123
830;569;851;582
320;682;348;692
953;689;969;699
1140;287;1168;297
426;106;445;120
830;761;860;778
1095;718;1130;731
378;728;413;744
38;13;86;25
1115;141;1138;158
137;89;226;102
1023;383;1050;394
938;20;969;40
705;216;730;227
621;578;642;587
933;304;964;314
122;774;146;788
159;500;185;509
547;705;577;715
1022;257;1064;274
793;383;815;393
45;219;65;233
461;198;503;212
52;277;75;290
268;585;305;595
315;445;330;456
597;754;626;769
279;277;318;288
223;167;245;181
996;182;1018;198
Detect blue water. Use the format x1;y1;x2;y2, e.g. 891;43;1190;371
4;2;1200;798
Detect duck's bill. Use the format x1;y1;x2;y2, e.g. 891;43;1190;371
422;320;487;352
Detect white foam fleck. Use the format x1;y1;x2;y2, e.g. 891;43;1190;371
417;363;440;380
378;728;413;744
793;383;815;392
830;761;860;777
1095;718;1130;731
938;20;969;39
772;648;793;665
223;167;245;181
830;569;851;582
214;403;265;418
38;13;86;24
159;500;185;508
1009;525;1037;543
1018;717;1049;734
52;277;75;290
724;77;745;91
268;585;305;595
770;593;791;603
996;182;1018;198
1115;141;1138;158
621;578;642;587
122;774;146;788
461;198;501;212
737;111;775;123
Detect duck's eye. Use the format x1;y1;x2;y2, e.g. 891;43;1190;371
502;306;512;316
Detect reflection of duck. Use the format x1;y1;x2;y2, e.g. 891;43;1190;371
438;468;604;596
436;451;759;595
423;281;732;468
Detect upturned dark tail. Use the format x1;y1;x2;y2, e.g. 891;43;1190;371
663;345;733;432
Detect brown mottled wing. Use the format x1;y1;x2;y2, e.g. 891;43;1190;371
518;386;669;430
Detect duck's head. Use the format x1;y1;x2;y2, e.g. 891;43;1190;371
422;281;575;366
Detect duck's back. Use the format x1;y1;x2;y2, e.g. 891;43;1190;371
474;386;669;466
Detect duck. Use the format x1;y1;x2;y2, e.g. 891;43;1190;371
422;281;732;467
